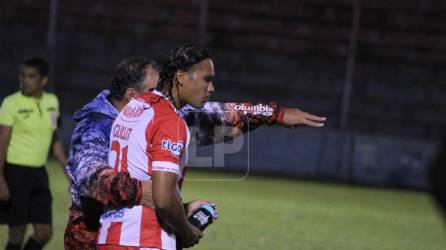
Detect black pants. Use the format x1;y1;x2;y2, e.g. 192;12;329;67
3;163;52;225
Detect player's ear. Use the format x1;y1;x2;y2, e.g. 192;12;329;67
175;71;185;87
124;87;137;101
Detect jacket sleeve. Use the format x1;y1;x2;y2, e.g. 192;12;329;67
67;114;142;207
91;168;142;207
180;101;286;145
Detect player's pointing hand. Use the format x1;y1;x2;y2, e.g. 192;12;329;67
282;108;326;128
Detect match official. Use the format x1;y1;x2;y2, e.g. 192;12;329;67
0;58;68;250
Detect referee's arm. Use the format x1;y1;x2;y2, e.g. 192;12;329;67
0;125;12;201
51;130;70;184
51;130;67;166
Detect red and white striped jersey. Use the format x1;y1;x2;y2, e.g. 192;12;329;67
98;91;190;249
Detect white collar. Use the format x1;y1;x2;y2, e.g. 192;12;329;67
151;90;179;113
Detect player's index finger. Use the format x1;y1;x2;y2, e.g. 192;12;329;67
304;120;324;127
307;114;326;121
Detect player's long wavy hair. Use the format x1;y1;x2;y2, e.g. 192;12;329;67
109;56;159;100
157;43;211;98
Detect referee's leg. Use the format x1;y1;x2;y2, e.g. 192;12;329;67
23;224;52;250
6;225;26;250
24;167;53;250
5;164;30;250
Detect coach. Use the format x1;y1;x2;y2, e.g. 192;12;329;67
0;58;68;250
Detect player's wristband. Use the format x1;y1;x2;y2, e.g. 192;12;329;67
275;106;286;125
266;102;286;125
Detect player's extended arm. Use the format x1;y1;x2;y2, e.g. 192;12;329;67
152;170;202;248
180;101;325;145
0;125;11;201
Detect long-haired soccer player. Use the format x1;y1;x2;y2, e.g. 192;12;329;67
97;43;216;249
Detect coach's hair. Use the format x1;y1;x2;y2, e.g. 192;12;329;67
109;56;159;100
22;57;49;76
157;43;211;97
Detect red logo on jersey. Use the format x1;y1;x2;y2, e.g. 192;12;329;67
123;106;144;118
112;124;133;141
161;139;184;157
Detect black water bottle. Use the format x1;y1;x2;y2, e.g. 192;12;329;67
188;204;216;231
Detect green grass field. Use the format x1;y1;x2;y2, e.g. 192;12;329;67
1;161;445;250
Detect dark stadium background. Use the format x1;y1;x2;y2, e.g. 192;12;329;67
1;0;444;188
0;0;445;249
2;0;444;189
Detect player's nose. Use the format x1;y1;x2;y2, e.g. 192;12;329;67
207;82;215;94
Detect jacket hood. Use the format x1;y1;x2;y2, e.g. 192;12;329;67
73;89;118;122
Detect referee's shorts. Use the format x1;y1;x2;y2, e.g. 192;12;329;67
3;163;52;225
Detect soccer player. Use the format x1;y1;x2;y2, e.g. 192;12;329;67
64;57;325;249
0;58;68;250
97;43;215;249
